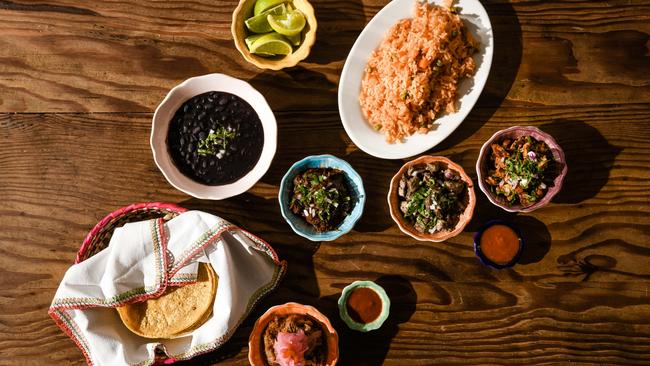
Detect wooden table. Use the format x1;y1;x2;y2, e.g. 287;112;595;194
1;0;649;364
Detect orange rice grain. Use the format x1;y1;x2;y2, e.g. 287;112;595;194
359;2;478;143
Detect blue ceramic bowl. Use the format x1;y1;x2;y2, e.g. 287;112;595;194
473;220;525;269
279;155;366;241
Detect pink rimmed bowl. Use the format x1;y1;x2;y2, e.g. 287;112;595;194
476;126;567;213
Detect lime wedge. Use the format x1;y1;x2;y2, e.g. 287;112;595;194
245;33;267;49
267;10;306;36
286;32;301;46
246;34;276;57
253;0;286;16
250;33;292;56
245;3;287;34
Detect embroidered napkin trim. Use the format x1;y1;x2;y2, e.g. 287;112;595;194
50;219;169;310
148;222;288;364
168;218;233;276
50;218;169;366
152;263;286;364
168;272;198;286
50;217;287;366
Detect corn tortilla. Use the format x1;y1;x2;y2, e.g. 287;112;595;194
116;262;217;338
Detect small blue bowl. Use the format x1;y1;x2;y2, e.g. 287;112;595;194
473;220;525;269
279;155;366;241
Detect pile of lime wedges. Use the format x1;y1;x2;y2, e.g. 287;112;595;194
244;0;307;57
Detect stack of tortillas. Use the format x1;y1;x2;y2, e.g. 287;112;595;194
50;211;287;365
116;263;218;339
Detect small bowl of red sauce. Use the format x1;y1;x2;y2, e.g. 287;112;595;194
338;281;390;332
474;220;524;269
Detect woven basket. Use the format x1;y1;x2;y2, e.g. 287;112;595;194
77;202;187;263
76;202;188;364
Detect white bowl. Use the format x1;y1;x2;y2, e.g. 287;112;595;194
151;74;277;200
338;0;494;159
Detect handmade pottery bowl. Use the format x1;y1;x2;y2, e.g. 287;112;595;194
476;126;567;212
279;155;365;241
150;73;277;200
388;155;476;242
338;280;390;332
248;302;339;366
231;0;317;70
473;220;525;269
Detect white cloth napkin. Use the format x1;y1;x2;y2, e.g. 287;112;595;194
49;211;286;366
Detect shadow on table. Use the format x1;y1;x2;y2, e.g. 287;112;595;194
307;0;367;65
464;187;516;233
256;106;350;189
320;275;417;365
433;1;522;152
464;190;552;265
248;66;339;112
345;151;403;233
540;120;621;204
514;215;551;265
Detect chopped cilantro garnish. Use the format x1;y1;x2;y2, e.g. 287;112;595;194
197;126;235;157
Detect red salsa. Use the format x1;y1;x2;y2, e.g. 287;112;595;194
346;287;382;324
480;224;521;265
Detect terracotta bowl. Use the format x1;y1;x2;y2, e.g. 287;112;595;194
476;126;568;213
231;0;317;70
248;302;339;366
388;156;476;242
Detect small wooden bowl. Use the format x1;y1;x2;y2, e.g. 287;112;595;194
388;156;476;242
231;0;317;70
248;302;338;366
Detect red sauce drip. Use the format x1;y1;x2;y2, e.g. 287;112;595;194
480;224;521;265
346;287;382;324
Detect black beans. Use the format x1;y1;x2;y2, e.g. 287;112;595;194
167;91;264;185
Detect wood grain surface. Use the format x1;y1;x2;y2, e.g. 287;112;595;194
1;0;650;365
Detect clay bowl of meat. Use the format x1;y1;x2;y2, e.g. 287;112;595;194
248;302;339;366
476;126;567;213
279;155;365;241
388;156;476;242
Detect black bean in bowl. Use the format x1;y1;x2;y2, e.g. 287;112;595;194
166;91;264;185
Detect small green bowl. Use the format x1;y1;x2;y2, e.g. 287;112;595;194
338;280;390;332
